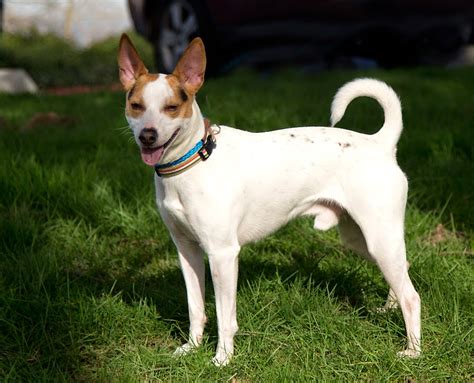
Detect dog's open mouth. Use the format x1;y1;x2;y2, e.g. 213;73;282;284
140;128;180;166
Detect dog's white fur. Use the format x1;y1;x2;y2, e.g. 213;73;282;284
119;36;421;366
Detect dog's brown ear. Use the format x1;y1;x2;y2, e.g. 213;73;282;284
173;38;206;95
118;33;148;91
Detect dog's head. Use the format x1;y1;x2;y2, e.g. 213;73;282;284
118;34;206;166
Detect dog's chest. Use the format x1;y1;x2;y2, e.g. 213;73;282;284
155;179;198;238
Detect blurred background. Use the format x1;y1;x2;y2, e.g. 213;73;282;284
0;0;473;90
127;0;474;73
3;0;131;47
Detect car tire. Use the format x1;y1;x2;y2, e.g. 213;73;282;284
150;0;218;75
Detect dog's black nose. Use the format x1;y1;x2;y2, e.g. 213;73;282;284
139;128;157;146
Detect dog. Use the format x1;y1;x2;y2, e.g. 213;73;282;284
118;34;421;366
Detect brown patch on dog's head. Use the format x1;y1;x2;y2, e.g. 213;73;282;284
163;74;194;118
159;37;206;120
125;73;159;118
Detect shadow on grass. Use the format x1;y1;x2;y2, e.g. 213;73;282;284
1;215;388;379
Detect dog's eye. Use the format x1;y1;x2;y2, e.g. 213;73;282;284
130;102;144;111
165;105;179;113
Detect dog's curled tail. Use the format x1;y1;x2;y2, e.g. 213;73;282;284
330;78;403;149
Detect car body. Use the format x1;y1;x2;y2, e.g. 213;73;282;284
0;0;4;33
128;0;474;73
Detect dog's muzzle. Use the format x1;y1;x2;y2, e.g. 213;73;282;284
139;128;180;166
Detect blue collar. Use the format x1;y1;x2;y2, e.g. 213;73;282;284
154;119;216;177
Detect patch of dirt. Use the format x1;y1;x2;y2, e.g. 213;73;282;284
426;223;464;245
45;83;122;95
22;112;77;131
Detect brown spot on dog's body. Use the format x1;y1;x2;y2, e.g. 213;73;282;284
125;73;159;118
164;74;194;118
338;142;351;149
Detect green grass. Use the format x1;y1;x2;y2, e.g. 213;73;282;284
0;66;473;381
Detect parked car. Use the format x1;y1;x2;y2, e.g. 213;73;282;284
0;0;3;33
128;0;474;74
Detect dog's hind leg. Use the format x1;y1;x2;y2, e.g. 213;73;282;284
338;212;371;259
379;262;412;312
369;232;420;357
173;239;207;356
348;204;421;357
339;213;401;311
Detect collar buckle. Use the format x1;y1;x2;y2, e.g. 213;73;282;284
198;135;216;161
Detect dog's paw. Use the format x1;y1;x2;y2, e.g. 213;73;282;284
211;351;232;367
397;348;421;358
374;304;398;314
173;342;196;357
374;295;399;313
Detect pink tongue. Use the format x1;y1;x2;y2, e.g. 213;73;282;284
141;146;165;166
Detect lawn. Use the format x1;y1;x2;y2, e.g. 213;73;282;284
0;65;473;381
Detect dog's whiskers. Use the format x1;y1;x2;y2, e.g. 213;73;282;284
116;125;130;133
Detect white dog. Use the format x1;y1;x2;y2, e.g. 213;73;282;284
118;34;421;366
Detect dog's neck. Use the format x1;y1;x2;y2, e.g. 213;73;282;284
159;101;205;165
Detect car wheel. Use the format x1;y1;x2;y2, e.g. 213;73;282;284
153;0;215;74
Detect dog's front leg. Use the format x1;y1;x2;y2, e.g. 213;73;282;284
208;245;240;366
173;240;207;356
